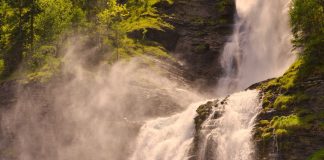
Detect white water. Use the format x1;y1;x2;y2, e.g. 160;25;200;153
204;90;260;160
210;1;296;158
131;0;295;160
217;0;295;94
0;0;295;159
130;102;204;160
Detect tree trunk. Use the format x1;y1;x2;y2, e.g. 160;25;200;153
2;0;24;77
30;0;35;53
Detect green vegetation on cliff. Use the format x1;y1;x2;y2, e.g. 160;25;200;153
0;0;173;81
258;0;324;134
255;0;324;159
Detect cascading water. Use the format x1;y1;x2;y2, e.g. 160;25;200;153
130;102;204;160
217;0;295;95
196;0;296;159
199;90;261;160
131;0;295;160
1;0;296;160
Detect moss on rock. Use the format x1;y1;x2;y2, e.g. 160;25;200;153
194;101;214;131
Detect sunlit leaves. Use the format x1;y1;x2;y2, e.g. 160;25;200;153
35;0;74;43
97;0;174;60
290;0;324;50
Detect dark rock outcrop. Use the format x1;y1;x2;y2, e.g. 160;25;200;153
152;0;236;89
189;98;225;160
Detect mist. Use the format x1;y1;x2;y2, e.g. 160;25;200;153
0;41;203;160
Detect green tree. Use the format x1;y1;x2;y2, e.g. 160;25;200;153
0;0;174;80
1;0;31;77
290;0;324;52
97;0;173;61
34;0;74;44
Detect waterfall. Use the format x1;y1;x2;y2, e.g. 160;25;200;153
0;0;297;160
217;0;295;95
130;90;261;160
199;90;261;160
130;102;204;160
131;0;295;159
199;0;295;159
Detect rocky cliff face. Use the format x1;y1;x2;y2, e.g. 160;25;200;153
149;0;236;89
254;74;324;160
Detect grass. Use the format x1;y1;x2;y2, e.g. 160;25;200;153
273;95;294;109
271;115;300;129
257;108;324;139
272;93;309;110
260;51;324;94
259;58;303;92
308;149;324;160
274;129;288;136
261;132;272;140
259;120;270;125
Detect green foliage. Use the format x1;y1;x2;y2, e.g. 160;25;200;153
0;0;33;76
274;129;288;136
261;132;271;140
290;0;324;50
0;0;173;81
97;0;174;61
273;95;294;109
308;149;324;160
25;56;60;83
259;0;323;92
259;120;270;126
272;93;309;110
0;1;12;49
35;0;74;43
27;45;56;70
71;7;87;30
260;58;304;91
271;115;300;130
268;111;323;133
255;1;323;150
25;45;61;82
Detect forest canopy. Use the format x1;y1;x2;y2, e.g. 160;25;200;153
0;0;173;81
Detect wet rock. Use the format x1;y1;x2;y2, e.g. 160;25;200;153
152;0;237;90
194;101;214;131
